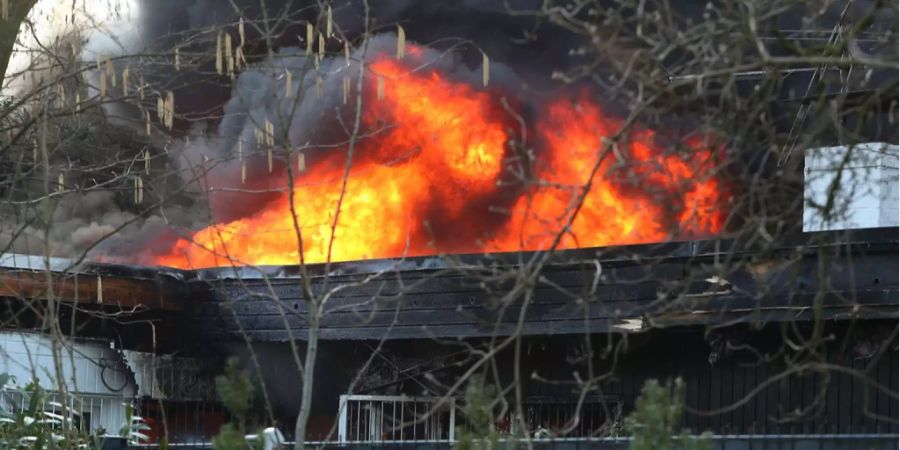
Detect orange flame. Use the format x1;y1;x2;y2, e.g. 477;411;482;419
154;56;727;269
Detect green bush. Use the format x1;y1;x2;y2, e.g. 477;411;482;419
0;374;103;450
454;375;506;450
624;378;711;450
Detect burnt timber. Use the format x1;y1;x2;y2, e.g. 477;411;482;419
0;266;184;312
0;229;896;442
1;228;894;342
0;256;189;351
190;227;898;342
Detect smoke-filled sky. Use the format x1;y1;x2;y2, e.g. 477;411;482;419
1;0;892;264
2;0;586;262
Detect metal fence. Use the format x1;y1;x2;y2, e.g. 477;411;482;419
338;395;456;443
133;399;227;444
337;394;622;443
130;434;900;450
0;389;127;433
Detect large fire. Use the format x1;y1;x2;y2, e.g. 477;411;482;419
154;54;728;269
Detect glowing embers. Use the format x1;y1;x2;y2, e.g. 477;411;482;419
155;56;727;269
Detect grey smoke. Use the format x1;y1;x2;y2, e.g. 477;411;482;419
166;32;518;222
0;0;567;264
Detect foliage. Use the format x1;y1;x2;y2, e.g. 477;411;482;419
212;358;268;450
215;358;254;419
624;378;711;450
454;375;505;450
119;403;151;446
212;423;247;450
0;375;101;449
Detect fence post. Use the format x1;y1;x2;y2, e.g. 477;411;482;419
448;403;456;443
337;395;348;443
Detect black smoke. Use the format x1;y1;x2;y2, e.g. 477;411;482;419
85;0;589;264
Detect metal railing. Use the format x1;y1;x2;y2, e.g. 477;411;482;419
337;394;622;443
508;396;621;438
0;389;126;432
132;433;900;450
338;395;455;443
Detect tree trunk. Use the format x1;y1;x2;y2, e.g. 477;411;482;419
0;0;38;86
294;300;320;450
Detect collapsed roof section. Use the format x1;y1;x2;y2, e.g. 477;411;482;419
0;228;896;343
192;228;898;341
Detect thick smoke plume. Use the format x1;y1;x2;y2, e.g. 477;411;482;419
2;0;567;263
3;0;731;265
114;33;523;265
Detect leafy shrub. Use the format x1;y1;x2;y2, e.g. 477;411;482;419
0;374;100;449
624;378;711;450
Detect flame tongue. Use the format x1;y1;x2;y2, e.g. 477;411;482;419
155;56;726;269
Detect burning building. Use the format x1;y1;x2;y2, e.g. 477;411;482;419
119;36;731;270
0;0;897;448
1;225;897;447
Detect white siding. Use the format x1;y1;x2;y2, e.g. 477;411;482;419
0;331;136;432
803;143;899;231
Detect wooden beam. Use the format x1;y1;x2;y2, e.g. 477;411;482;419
0;269;183;311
